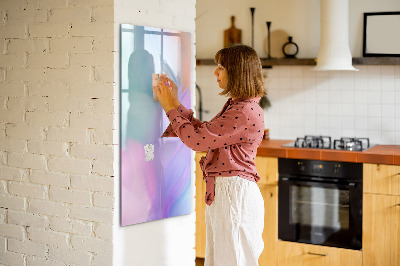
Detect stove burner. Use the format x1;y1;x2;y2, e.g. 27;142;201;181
286;136;372;151
295;135;332;149
333;137;370;151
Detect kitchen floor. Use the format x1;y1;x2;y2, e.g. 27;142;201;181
195;257;204;266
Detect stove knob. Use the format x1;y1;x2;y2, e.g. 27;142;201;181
298;161;305;171
334;164;341;174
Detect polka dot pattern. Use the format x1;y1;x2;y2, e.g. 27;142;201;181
161;97;265;205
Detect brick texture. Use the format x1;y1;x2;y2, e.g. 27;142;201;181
0;0;115;262
0;0;197;264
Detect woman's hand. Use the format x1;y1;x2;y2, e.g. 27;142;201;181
160;75;180;108
153;77;175;113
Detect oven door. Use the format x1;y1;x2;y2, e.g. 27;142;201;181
278;176;362;250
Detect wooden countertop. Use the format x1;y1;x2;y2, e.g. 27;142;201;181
257;139;400;165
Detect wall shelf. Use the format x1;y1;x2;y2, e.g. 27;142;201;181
352;57;400;65
196;57;400;67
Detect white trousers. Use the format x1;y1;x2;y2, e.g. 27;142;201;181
205;176;264;266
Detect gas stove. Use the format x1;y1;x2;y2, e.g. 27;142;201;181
283;135;373;151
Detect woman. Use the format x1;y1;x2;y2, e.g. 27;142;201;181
154;44;266;266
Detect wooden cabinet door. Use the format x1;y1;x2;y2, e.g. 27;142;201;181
364;164;400;196
363;193;400;266
259;185;278;266
277;241;362;266
255;156;278;186
195;152;207;258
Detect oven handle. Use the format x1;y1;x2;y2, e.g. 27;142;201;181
280;177;357;189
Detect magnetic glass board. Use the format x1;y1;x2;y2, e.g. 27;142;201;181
120;24;192;226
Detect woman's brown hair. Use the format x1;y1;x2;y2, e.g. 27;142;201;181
214;44;266;99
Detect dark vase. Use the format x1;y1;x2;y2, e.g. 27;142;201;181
282;36;299;58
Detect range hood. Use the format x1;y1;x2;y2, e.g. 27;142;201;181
314;0;358;71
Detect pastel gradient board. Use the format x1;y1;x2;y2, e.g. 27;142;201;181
120;24;192;226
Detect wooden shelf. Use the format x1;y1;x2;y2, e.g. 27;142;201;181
196;58;315;68
260;58;316;66
352;57;400;65
196;57;400;67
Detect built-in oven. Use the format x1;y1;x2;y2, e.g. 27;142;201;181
278;158;363;250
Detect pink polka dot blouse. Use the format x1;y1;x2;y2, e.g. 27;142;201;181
161;97;265;205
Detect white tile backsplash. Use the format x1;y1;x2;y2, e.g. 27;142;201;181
395;66;400;78
341;89;355;104
367;77;382;91
342;117;355;129
395;118;400;131
368;117;381;131
382;117;396;131
367;104;382;118
196;65;400;144
382;90;395;104
341;104;355;116
355;117;368;130
367;91;381;105
396;88;400;104
316;116;330;129
382;79;395;91
304;102;316;115
382;105;395;118
381;66;395;77
316;89;329;103
383;131;396;144
316;103;329;116
329;88;342;103
355;104;368;117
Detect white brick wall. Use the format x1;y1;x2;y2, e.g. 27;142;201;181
0;0;114;265
2;0;197;264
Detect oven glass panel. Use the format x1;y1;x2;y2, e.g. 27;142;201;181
290;186;350;242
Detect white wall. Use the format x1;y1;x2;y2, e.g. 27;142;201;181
196;0;400;145
196;0;319;59
196;0;400;58
0;0;115;265
113;0;197;266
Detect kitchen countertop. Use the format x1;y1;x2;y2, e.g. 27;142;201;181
256;139;400;165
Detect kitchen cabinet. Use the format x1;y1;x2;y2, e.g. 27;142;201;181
363;163;400;196
363;193;400;266
195;152;207;258
195;155;400;265
195;154;279;266
255;156;278;186
276;241;362;266
256;157;278;266
363;163;400;266
259;184;278;266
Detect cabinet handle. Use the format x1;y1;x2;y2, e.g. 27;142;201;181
307;252;328;256
397;204;400;207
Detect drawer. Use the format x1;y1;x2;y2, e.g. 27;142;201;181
277;241;362;266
